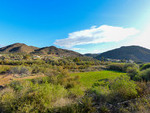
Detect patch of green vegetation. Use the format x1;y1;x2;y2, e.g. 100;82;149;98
107;63;139;72
71;70;126;88
140;63;150;71
0;65;11;74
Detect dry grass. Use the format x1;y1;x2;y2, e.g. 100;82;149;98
53;98;73;107
0;74;13;86
0;74;45;86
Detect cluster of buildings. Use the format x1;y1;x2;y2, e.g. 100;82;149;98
106;58;134;63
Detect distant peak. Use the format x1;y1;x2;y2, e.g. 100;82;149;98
12;43;26;45
120;45;143;48
49;46;57;48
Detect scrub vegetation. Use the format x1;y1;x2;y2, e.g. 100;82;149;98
0;53;150;113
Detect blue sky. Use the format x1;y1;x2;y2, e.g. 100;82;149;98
0;0;150;53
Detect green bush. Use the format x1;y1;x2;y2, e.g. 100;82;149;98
90;76;138;103
0;80;69;113
31;76;51;84
9;80;24;91
45;67;81;89
127;67;139;79
90;86;111;102
0;88;16;112
31;65;48;74
0;66;11;74
107;63;125;72
123;63;139;72
107;63;138;73
88;76;138;103
140;63;150;71
110;76;138;102
69;86;84;98
138;68;150;82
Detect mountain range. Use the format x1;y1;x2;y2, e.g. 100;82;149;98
0;43;82;57
1;43;150;62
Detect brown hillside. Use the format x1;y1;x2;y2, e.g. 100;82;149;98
0;43;39;54
32;46;83;57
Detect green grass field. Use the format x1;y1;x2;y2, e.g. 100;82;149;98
71;71;126;88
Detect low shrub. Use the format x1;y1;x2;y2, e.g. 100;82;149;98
123;63;139;72
107;63;139;73
31;64;51;74
127;67;139;80
69;86;84;98
0;80;69;113
31;76;51;84
138;68;150;82
140;63;150;71
0;66;11;74
9;80;24;91
119;97;150;113
90;86;111;102
0;88;16;112
109;76;138;102
51;97;96;113
57;75;80;89
99;105;110;113
107;63;125;72
89;76;138;103
45;67;81;89
10;66;31;76
136;82;150;96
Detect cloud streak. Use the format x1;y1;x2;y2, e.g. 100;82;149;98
54;25;139;48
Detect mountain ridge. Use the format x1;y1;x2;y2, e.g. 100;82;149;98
32;46;83;57
1;43;150;62
0;43;83;57
95;45;150;62
0;43;39;54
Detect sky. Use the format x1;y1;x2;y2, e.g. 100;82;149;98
0;0;150;54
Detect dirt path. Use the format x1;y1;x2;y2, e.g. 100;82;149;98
0;74;45;86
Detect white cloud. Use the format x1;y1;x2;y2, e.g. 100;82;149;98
54;25;139;48
71;48;85;51
131;25;150;49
